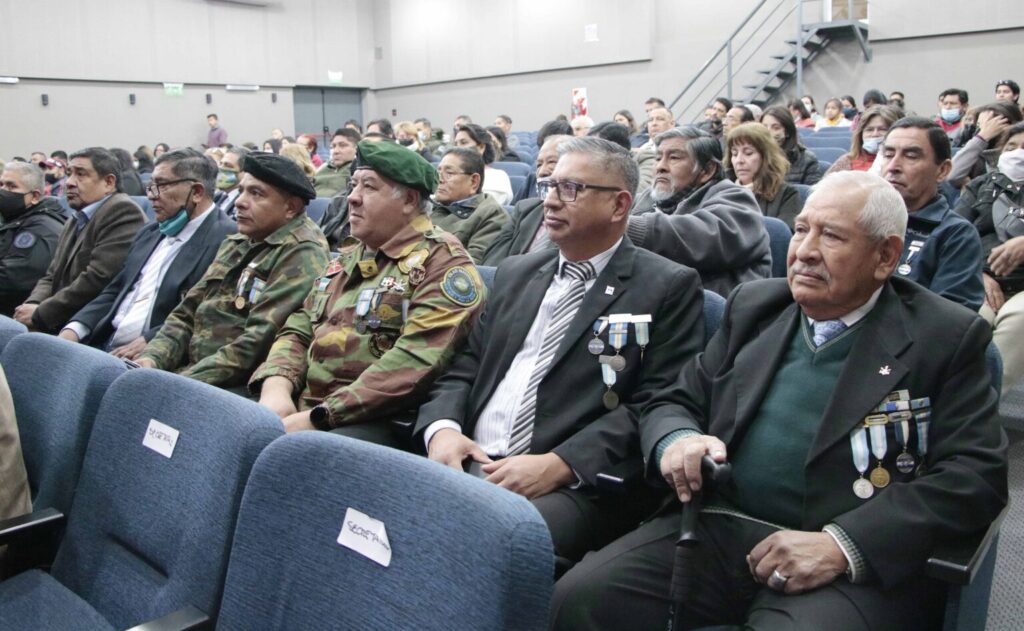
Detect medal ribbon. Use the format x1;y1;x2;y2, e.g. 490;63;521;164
634;322;650;347
916;412;930;457
850;427;870;476
355;288;374;317
593;317;609;337
600;363;617;388
894;418;910;451
609;322;628;351
868;423;887;463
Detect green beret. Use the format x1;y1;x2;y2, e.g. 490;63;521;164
354;140;438;196
241;153;316;202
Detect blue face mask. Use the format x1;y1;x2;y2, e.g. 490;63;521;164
842;107;857;119
940;108;963;123
158;208;189;236
862;137;882;154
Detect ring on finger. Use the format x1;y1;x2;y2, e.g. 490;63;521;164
768;568;789;591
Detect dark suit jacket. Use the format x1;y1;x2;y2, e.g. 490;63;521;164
26;193;146;333
415;238;705;485
642;277;1007;589
481;198;551;266
71;207;237;347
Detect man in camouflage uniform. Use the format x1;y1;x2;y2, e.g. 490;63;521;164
136;153;329;388
250;140;485;446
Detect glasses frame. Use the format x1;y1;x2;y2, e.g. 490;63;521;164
537;179;622;203
145;178;197;198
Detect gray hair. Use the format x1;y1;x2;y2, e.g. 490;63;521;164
558;136;640;197
812;171;907;240
389;182;432;215
2;161;45;193
155;148;218;199
653;126;723;176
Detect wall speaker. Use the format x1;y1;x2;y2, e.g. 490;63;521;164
206;93;212;104
129;93;136;105
41;94;48;106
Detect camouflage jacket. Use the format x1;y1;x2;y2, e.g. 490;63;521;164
430;193;509;264
250;214;485;427
139;214;329;386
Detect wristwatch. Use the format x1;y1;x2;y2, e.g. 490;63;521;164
309;405;332;431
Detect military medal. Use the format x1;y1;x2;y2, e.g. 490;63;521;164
380;276;396;290
866;417;890;488
588;318;609;355
235;263;257;310
607;320;629;372
369;332;395;358
355;288;374;333
892;413;916;474
632;314;652;361
324;258;343;276
408;266;427;287
234;296;246;310
914;409;930;477
850;426;873;499
600;363;618;410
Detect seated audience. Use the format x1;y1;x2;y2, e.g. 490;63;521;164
414;118;443;154
571;116;595;137
251;140;484;442
723;105;755;140
299;134;322;168
815;97;852;130
946;101;1023;186
700;97;733;139
482;134;572;266
538;119;574;148
365;118;396;140
0;162;67;316
761;106;821;185
487;126;521;163
826;105;901;175
995;79;1020;105
430;148;509;263
215;146;249;218
493;114;517;147
635;107;676;191
313;128;360;198
628;126;771;296
840;94;859;121
552;171;1008;631
935;88;970;145
613;109;640;145
726;122;803;229
417;137;705;563
135;153;329;387
396;120;432;160
344;119;362;134
111;147;146;196
281;143;316;183
15;148;145;333
41;157;68;197
956;122;1024;386
59;149;236;356
133;147;155;175
262;138;282;154
454;123;514;205
788;98;816;128
880;117;984;310
802;94;821;123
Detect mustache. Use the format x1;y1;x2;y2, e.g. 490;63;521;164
789;261;831;282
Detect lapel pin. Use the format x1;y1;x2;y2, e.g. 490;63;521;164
605;286;615;296
879;366;891;376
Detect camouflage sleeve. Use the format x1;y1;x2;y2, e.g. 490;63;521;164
323;256;486;426
248;288;317;395
465;207;509;265
183;242;329;386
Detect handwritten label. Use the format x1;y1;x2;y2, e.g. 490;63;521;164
143;419;179;459
337;507;392;567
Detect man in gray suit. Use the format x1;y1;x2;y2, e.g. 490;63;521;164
59;149;236;358
14;147;145;333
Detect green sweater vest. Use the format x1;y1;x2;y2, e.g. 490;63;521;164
715;317;861;528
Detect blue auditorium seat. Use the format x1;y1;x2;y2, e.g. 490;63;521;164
792;183;813;206
491;161;532;178
130;195;155;222
307;197;331;224
808;147;847;164
0;369;283;629
702;290;726;345
216;432;553;631
761;216;792;278
509;175;528;201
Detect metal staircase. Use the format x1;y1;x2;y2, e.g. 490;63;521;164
668;0;871;123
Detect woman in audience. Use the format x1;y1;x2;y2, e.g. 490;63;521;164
454;123;513;204
262;138;282;154
133;146;155;175
725;122;803;229
614;110;639;135
280;143;316;183
110;147;145;196
948;101;1024;185
761;106;821;185
395;121;432;160
801;94;820;122
299;134;323;168
841;94;859;120
153;143;170;159
815;98;852;130
826;105;901;175
486;126;521;163
788;99;816;129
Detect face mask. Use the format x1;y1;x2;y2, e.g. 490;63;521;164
842;107;857;119
158;208;189;236
998;148;1024;183
862;137;882;154
216;168;239;190
417;131;428;141
398;138;414;147
940;108;963;124
0;189;28;218
45;173;60;184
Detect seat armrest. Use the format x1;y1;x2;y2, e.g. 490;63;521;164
925;505;1007;586
125;605;212;631
0;508;65;547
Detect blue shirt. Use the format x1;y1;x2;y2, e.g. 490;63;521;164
898;195;984;311
73;194;112;233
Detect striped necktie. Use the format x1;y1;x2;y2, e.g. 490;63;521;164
507;260;596;455
812;319;848;347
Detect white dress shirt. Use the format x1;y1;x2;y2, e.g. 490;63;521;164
425;238;623;454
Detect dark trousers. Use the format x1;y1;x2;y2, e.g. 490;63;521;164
550;511;945;631
330;421;403;450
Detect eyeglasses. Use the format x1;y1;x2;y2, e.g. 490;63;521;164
145;178;196;197
537;179;622;203
437;169;469;181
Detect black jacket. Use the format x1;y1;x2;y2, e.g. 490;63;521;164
0;197;67;315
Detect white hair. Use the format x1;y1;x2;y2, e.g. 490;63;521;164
812;171;907;240
390;181;432;215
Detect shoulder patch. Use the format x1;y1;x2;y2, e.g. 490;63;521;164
13;232;36;249
440;267;480;307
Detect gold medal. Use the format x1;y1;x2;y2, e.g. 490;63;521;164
602;390;619;410
234;296;246;310
869;465;890;488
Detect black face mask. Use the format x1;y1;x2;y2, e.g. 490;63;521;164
0;189;29;220
44;173;60;184
398;138;415;147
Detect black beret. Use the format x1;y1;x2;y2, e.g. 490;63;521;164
241;152;316;202
353;140;438;196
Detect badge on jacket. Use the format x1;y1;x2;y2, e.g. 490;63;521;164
13;232;35;249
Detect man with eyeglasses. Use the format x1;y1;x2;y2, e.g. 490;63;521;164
132;153;329;389
14;147;145;333
59;149;236;358
430;148;508;264
416;137;705;565
250;140;484;442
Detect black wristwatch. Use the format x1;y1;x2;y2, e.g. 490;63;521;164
309;405;332;431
